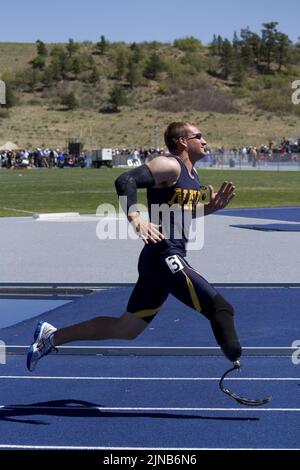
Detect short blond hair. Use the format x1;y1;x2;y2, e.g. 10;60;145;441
164;121;196;152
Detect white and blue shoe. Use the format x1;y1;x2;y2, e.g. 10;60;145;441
27;321;57;372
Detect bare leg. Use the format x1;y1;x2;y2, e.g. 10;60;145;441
52;311;147;346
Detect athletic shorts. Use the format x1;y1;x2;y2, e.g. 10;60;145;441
127;246;219;323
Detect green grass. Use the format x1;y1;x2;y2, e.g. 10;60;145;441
0;168;299;217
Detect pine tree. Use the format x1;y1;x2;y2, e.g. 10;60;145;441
127;59;142;88
42;65;56;87
248;33;261;66
240;27;252;44
261;22;278;71
130;42;144;63
72;57;84;77
216;35;223;54
219;39;234;80
36;40;48;57
210;34;219;56
115;49;128;79
32;40;47;71
31;55;46;70
240;44;255;68
275;32;291;71
232;31;239;49
24;68;42;92
50;46;70;78
96;35;108;55
89;66;100;83
233;61;246;85
143;53;165;80
240;28;261;66
108;85;127;111
66;39;80;58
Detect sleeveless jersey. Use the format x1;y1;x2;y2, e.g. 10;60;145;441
146;156;201;257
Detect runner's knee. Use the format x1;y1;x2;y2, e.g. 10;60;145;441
118;312;148;340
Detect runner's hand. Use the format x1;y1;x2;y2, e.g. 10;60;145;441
205;181;236;214
130;215;164;244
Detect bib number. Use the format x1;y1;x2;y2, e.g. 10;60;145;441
165;255;184;274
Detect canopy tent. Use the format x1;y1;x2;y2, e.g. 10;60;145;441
0;141;19;151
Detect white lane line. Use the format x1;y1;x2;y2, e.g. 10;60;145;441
0;376;298;381
0;406;299;412
0;207;34;214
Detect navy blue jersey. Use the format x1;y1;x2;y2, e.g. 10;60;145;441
146;156;201;257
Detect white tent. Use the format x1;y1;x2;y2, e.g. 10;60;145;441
0;141;19;151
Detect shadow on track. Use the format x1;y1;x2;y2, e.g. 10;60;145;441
0;399;259;425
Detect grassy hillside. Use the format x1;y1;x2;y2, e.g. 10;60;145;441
0;43;36;74
1;36;300;150
0;105;299;151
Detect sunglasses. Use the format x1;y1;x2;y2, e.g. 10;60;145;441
186;133;203;140
176;132;203;141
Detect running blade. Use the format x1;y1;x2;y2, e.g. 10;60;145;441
219;361;272;407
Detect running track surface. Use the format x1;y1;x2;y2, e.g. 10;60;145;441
0;286;299;449
0;206;299;449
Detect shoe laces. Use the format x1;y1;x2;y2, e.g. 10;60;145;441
37;335;58;354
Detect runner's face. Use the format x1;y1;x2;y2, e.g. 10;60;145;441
184;126;207;160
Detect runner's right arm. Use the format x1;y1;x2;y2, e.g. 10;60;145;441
114;157;180;243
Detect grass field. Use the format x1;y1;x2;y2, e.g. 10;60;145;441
0;168;299;217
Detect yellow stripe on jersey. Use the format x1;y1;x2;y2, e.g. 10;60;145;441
183;271;201;312
133;307;161;319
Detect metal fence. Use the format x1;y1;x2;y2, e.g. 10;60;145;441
112;151;300;171
1;151;300;171
195;152;300;171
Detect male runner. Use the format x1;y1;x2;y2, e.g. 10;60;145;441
27;121;241;372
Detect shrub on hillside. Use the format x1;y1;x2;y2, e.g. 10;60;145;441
158;72;210;95
107;84;127;111
61;92;79;110
251;90;294;114
181;52;207;73
173;37;202;52
155;86;236;113
250;75;299;114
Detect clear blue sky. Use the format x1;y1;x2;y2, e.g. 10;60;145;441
1;0;299;44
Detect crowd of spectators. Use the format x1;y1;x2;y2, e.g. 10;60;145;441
1;138;299;170
0;146;167;169
0;148;86;169
202;137;300;168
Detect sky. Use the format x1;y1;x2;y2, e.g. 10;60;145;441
0;0;299;45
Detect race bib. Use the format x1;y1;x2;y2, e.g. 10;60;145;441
165;255;184;274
